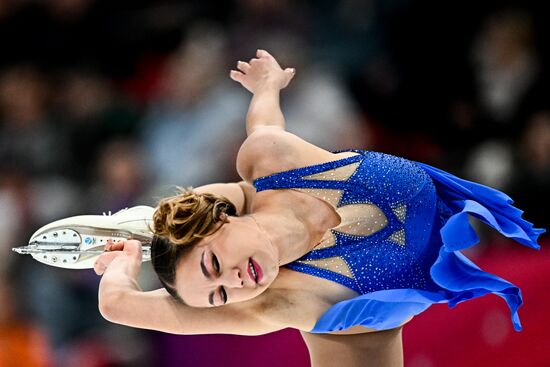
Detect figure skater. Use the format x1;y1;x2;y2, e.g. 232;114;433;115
17;50;544;367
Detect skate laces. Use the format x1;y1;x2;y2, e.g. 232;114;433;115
102;207;129;216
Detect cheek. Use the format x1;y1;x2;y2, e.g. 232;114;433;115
229;276;275;305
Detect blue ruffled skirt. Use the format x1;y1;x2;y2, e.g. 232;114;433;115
311;163;544;333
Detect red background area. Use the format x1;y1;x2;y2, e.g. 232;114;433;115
152;240;550;367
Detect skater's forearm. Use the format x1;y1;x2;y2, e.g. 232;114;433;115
246;84;286;135
94;240;189;334
98;266;142;320
96;247;144;319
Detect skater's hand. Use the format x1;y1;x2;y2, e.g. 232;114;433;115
230;49;296;94
96;240;143;320
94;239;142;279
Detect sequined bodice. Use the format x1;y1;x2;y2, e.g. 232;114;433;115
253;150;441;295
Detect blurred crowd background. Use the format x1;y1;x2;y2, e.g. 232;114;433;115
0;0;548;366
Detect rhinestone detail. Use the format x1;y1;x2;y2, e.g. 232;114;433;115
253;150;438;295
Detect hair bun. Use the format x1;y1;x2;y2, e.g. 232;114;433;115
152;188;237;247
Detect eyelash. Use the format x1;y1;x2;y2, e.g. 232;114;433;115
212;254;220;273
212;254;227;304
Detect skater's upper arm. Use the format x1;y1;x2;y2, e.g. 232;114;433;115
101;288;282;336
236;127;336;183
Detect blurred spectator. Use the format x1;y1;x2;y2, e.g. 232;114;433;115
0;66;68;177
283;60;370;152
307;0;378;72
471;9;542;131
0;186;24;274
88;139;150;212
464;140;514;190
57;324;153;367
447;9;548;154
0;281;54;367
53;70;141;182
508;111;550;228
142;22;249;189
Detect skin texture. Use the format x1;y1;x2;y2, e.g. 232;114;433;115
174;216;281;307
93;50;407;366
300;327;404;367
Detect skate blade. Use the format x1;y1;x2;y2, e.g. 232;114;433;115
12;226;153;269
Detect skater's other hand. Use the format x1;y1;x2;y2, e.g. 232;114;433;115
230;49;296;93
94;239;142;277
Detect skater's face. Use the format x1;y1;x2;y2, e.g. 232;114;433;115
173;216;280;307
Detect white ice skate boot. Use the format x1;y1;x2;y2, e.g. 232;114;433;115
12;206;155;269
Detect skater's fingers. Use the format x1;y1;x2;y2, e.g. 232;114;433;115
94;251;121;275
122;239;142;254
94;264;105;276
285;67;296;75
256;49;273;59
105;240;124;252
229;69;244;82
236;60;250;73
94;258;104;275
94;261;109;276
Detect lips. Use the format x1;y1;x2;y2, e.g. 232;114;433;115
247;258;263;284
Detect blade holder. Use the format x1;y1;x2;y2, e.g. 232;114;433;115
12;226;152;267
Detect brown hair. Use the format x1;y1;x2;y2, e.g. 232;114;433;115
150;188;237;302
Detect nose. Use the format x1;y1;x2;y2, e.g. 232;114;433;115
216;268;244;288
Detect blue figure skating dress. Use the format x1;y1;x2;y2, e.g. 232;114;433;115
253;150;544;333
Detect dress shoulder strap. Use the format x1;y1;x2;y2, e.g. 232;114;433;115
253;151;365;192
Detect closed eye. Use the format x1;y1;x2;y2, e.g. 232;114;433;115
212;253;220;273
212;253;227;304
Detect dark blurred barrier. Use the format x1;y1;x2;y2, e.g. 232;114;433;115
151;327;310;367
